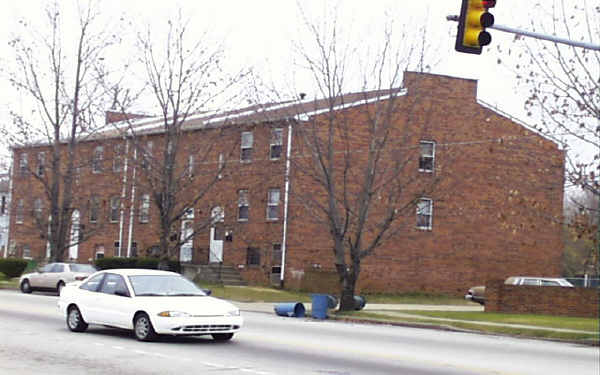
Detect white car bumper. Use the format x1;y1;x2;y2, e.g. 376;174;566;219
152;315;243;335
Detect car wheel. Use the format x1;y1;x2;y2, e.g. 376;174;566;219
57;281;65;295
67;306;88;332
134;313;157;342
20;279;32;294
212;333;234;341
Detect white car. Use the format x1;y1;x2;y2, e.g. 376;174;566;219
58;269;243;342
20;263;97;295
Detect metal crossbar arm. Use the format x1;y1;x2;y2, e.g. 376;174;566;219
447;15;600;51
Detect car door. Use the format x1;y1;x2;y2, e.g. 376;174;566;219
95;273;134;328
76;273;106;324
30;263;54;288
47;263;65;289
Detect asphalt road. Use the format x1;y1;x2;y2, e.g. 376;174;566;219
0;290;598;375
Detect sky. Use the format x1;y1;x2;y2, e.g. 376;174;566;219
0;0;595;169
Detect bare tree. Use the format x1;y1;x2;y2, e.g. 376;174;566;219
281;9;439;310
2;1;125;262
563;191;599;277
506;1;599;202
113;14;248;267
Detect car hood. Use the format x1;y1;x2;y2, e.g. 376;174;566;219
135;296;238;316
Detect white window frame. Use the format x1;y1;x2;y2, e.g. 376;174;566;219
187;155;194;178
19;153;28;176
22;245;31;260
89;196;99;223
113;144;123;172
419;141;435;173
16;199;24;224
139;194;150;223
92;146;104;173
241;131;253;162
238;189;249;221
416;198;433;230
218;153;224;179
109;196;120;223
142;141;153;170
270;128;283;160
33;198;43;221
37;152;46;177
267;188;280;220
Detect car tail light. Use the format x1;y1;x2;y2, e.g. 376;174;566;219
74;275;88;281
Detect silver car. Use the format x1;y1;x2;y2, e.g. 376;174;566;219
19;263;97;295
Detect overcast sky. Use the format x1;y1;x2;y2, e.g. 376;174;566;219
0;1;594;166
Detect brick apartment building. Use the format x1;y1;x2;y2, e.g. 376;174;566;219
6;72;565;295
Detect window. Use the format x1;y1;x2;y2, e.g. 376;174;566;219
416;198;433;230
419;141;435;173
246;247;260;266
267;188;280;220
51;264;65;273
272;243;282;264
92;146;103;173
142;141;153;170
33;198;43;221
22;245;31;259
89;196;99;223
19;153;28;177
37;152;46;177
100;273;128;296
110;196;120;223
218;153;224;179
80;273;104;291
113;144;123;172
241;131;253;162
270;128;283;160
139;194;150;223
238;189;249;221
1;196;6;215
114;241;120;255
16;199;24;224
187;155;194;178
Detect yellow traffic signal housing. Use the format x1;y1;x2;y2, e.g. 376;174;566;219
455;0;496;55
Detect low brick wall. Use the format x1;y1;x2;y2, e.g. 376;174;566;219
485;279;600;318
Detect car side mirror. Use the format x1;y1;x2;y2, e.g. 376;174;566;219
202;288;212;296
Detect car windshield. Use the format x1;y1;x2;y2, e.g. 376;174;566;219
70;264;97;273
128;275;207;297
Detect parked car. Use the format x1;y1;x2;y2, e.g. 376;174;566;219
19;262;97;295
465;276;574;305
58;269;243;342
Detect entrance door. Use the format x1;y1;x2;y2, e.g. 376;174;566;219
209;207;224;263
180;208;194;263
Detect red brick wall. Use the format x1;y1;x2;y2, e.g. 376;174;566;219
485;279;599;318
8;72;565;297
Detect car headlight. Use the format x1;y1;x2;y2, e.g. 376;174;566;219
157;311;191;318
226;309;240;317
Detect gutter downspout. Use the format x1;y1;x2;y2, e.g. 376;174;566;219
118;138;129;257
3;163;13;259
280;120;294;286
127;147;137;257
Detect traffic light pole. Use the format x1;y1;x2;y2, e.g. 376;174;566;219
447;15;600;51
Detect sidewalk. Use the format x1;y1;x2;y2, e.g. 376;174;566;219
235;301;599;335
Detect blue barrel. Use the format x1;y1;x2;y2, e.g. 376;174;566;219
274;302;306;317
311;294;329;319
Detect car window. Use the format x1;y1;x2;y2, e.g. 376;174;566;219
41;264;54;273
52;264;65;273
99;273;128;296
69;264;97;273
522;279;539;286
80;273;104;292
541;280;560;286
128;275;206;296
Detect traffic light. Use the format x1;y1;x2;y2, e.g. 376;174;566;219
455;0;496;55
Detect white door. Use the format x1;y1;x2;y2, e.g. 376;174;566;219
180;220;193;263
68;210;80;260
209;207;224;263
